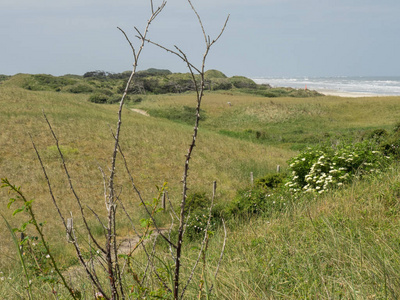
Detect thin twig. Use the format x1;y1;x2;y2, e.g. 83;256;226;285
42;112;106;255
209;218;227;294
30;135;108;298
115;133;177;249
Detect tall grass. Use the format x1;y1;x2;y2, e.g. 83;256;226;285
181;165;400;299
0;85;291;273
2;81;400;298
134;92;400;150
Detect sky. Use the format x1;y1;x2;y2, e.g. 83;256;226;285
1;0;400;78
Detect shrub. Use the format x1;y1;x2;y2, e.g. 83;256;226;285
22;74;76;91
107;94;123;104
210;78;232;90
229;76;257;89
363;128;389;142
255;173;286;189
204;69;227;79
286;141;391;195
148;106;206;125
184;192;220;240
88;93;109;104
226;185;290;218
67;84;93;94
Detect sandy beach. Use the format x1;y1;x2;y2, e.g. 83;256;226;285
316;89;391;97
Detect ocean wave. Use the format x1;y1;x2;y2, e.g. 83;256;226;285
252;77;400;95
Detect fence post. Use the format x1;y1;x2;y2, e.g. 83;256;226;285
250;172;254;186
277;165;281;173
67;218;74;243
212;181;217;198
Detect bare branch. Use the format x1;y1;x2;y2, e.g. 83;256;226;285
117;27;137;64
86;205;108;234
187;0;207;45
114;132;177;249
30;133;108;298
42;112;106;255
210;15;230;46
140;37;202;74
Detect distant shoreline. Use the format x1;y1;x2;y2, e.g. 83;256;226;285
315;89;392;98
253;77;400;97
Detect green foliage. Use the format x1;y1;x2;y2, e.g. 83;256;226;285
148;106;206;125
67;84;94;94
286;141;391;194
255;173;286;189
1;215;33;299
229;76;257;89
226;185;291;218
88;93;109;104
184;193;218;240
243;86;323;98
208;78;232;90
363;128;389;142
22;74;76;91
0;74;10;83
378;126;400;158
1;178;76;299
137;68;172;77
204;69;227;79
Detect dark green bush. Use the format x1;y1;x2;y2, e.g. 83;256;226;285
184;192;222;240
229;76;257;89
363;128;389;142
210;78;232;90
106;94;123;104
22;74;76;91
88;94;109;104
67;84;93;94
0;75;10;83
95;88;114;96
226;185;290;218
148;106;206;125
204;69;227;79
255;173;286;189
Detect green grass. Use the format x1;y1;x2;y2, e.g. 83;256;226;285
133;92;400;150
0;84;292;272
188;165;400;299
2;75;400;298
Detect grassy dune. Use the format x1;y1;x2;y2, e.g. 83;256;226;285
0;85;293;271
2;78;400;298
134;92;400;149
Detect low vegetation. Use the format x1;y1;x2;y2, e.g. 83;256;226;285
0;69;322;105
1;71;400;298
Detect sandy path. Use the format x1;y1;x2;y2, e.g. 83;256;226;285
131;108;150;116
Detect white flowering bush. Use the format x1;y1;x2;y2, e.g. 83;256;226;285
286;141;391;194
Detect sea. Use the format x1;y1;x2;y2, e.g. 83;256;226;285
252;76;400;96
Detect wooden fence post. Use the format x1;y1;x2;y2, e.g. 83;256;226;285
67;218;74;243
277;165;281;173
250;172;254;186
212;181;217;199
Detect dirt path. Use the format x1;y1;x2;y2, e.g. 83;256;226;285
131;108;150;116
117;229;168;255
63;229;168;278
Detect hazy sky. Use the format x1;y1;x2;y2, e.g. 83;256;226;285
1;0;399;77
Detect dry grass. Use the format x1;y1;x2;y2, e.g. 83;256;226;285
0;86;293;271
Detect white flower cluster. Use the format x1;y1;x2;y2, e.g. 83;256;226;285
286;145;388;195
